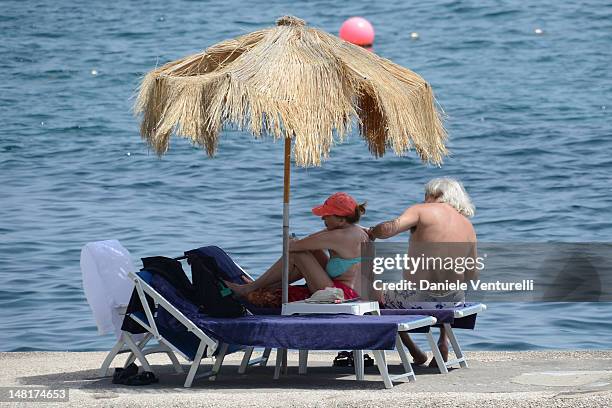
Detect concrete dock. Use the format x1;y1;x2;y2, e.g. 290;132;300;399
1;350;611;407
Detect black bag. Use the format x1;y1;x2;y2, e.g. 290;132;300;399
141;256;198;304
187;250;247;318
121;256;197;334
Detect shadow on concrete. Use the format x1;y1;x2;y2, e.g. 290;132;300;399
16;361;449;393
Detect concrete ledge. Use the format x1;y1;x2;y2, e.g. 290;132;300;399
0;350;611;407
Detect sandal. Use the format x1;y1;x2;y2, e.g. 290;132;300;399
332;351;354;367
332;351;375;368
363;353;374;367
123;371;159;386
112;362;138;384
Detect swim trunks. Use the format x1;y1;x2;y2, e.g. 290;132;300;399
382;289;465;310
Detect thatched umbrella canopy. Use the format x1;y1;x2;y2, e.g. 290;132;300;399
135;15;448;304
136;15;446;165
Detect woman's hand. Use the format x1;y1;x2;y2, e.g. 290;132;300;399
288;235;299;251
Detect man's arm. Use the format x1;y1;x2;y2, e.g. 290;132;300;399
370;205;421;240
465;242;479;281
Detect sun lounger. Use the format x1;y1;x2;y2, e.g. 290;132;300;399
115;268;274;387
381;303;487;373
81;240;186;377
129;269;437;388
93;244;446;387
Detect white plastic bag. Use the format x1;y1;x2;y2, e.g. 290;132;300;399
80;240;135;337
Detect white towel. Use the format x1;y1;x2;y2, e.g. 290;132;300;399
305;287;345;303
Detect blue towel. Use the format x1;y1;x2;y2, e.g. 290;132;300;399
381;308;455;323
151;274;430;350
188;246;305;314
189;246;248;284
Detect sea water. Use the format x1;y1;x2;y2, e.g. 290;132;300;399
1;0;611;351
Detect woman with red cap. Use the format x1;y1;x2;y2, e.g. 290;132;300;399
226;192;369;307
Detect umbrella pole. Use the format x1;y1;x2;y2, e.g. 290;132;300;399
282;137;291;305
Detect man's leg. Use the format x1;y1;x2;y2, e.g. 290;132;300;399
428;325;449;368
398;332;428;366
384;289;428;365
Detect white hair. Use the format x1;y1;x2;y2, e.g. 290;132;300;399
425;178;475;217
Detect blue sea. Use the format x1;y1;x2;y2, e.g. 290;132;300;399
1;0;611;352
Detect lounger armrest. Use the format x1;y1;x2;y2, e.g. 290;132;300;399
397;316;437;331
454;303;487;318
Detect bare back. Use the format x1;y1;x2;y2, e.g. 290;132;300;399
411;203;475;243
408;203;477;285
371;202;477;284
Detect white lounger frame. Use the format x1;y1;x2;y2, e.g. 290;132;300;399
272;315;437;389
423;303;488;373
99;271;269;387
254;304;486;380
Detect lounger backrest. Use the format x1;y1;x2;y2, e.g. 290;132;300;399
80;240;136;337
129;270;219;359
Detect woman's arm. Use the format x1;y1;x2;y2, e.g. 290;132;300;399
289;230;342;253
465;241;479;281
301;229;328;239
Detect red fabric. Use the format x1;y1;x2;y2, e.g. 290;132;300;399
311;192;358;217
331;280;359;300
246;281;359;308
288;285;312;302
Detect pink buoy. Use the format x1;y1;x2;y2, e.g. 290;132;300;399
339;17;375;48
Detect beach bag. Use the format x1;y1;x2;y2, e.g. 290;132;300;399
187;250;247;318
141;256;199;303
121;256;197;334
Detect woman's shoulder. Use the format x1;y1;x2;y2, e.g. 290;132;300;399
352;224;372;240
317;225;369;244
338;225;370;244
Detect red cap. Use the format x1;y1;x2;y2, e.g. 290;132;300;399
312;192;358;217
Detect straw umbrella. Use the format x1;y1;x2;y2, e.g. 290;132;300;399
135;15;448;305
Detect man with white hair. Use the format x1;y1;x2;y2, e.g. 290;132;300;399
368;177;477;367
